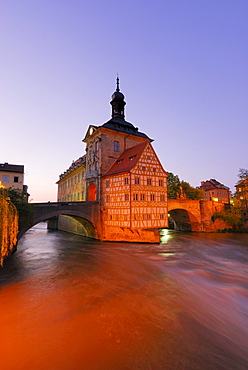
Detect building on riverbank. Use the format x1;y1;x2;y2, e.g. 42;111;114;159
101;141;167;239
235;178;248;227
56;78;168;242
0;163;29;202
199;178;230;204
56;156;86;202
235;178;248;203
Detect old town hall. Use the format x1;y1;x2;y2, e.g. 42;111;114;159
57;79;168;242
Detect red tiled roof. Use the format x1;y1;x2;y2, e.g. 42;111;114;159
200;179;229;190
104;142;148;176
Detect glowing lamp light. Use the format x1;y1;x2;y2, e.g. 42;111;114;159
212;197;219;202
160;229;169;236
160;228;172;243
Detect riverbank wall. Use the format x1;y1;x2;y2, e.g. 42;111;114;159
54;215;161;243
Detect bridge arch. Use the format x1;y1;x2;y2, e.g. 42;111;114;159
18;202;101;240
167;199;202;232
168;208;201;231
54;215;96;239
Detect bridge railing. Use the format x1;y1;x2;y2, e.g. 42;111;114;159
31;201;99;207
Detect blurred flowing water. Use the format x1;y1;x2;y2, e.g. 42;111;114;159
0;223;248;370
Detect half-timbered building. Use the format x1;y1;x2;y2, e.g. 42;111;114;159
101;141;168;241
57;78;168;242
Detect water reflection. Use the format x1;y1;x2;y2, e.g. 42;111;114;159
0;224;248;369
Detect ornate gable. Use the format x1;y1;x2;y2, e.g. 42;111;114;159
82;125;98;142
132;142;167;176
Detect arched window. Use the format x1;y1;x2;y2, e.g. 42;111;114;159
88;183;97;201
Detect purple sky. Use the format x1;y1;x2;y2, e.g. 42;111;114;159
1;0;248;202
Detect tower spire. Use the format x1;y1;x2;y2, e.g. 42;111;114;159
116;74;120;92
110;76;126;119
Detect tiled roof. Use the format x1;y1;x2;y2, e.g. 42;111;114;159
200;179;229;190
0;163;24;173
83;119;152;142
104;142;148;176
101;118;151;140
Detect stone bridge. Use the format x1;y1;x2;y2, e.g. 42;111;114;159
168;199;227;232
18;199;228;241
18;201;101;240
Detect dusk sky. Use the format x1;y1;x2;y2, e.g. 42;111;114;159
1;0;247;202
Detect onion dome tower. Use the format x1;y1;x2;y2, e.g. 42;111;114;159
110;77;126;119
83;76;152;143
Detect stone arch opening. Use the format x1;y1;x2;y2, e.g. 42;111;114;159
18;204;99;241
56;215;96;239
168;208;200;232
88;183;97;201
19;215;97;241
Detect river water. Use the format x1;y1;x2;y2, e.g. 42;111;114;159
0;223;248;370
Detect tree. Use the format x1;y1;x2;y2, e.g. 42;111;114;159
0;188;33;228
0;191;19;264
167;172;204;200
167;172;180;199
181;181;205;200
238;168;248;181
212;197;243;232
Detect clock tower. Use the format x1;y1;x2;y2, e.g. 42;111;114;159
82;78;151;201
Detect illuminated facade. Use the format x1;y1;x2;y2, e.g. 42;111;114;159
57;79;168;242
235;178;248;202
0;162;29;201
57;156;86;202
102;142;167;231
235;178;248;225
82;78;153;204
200;179;230;204
0;163;24;190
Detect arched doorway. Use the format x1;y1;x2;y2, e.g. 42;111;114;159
88;183;97;201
